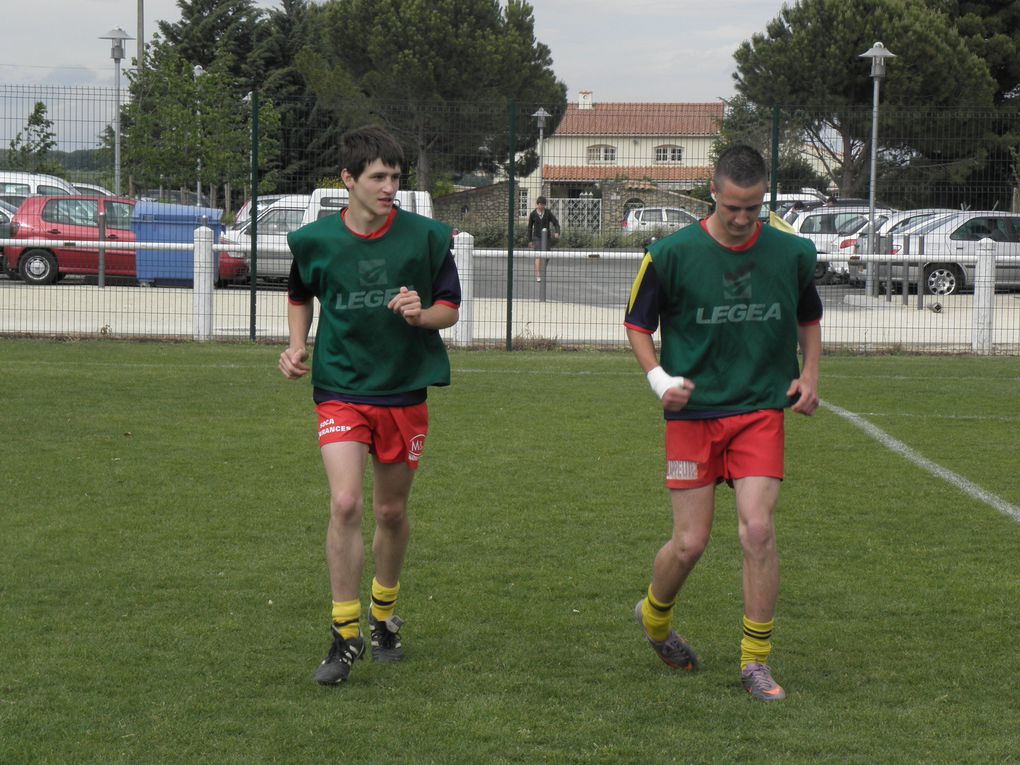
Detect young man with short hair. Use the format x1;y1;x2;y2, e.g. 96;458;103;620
279;125;460;685
624;144;822;701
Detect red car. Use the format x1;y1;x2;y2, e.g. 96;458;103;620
3;196;248;286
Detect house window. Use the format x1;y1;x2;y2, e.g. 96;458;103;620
655;145;683;163
518;188;530;218
587;144;617;164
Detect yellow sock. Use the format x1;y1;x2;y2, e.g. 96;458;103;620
331;599;361;640
370;578;400;622
641;585;675;642
740;615;774;669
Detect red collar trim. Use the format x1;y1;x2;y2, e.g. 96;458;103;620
341;207;397;240
700;219;762;251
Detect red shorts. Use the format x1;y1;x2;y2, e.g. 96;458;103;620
664;409;784;489
315;401;429;469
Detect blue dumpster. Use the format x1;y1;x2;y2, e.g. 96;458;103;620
132;201;223;285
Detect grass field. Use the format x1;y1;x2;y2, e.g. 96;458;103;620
2;340;1019;764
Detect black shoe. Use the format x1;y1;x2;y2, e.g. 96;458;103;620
314;625;365;685
369;613;405;663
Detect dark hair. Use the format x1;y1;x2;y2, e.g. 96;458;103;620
340;125;404;180
714;144;768;188
536;196;547;205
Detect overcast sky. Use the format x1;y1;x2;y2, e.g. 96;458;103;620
0;0;786;102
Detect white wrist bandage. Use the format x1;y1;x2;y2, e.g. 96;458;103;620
646;366;685;400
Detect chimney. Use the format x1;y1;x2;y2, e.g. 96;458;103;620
578;90;593;110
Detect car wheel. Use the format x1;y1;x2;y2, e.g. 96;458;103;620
924;264;960;296
18;249;58;285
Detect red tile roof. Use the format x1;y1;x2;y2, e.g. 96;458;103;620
543;164;713;182
553;102;723;136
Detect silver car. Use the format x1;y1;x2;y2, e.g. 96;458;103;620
622;206;698;234
884;211;1020;295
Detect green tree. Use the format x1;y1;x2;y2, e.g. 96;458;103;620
733;0;996;200
7;102;59;174
716;95;831;197
156;0;264;86
123;50;280;206
296;0;566;191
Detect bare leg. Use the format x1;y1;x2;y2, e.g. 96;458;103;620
370;459;416;587
733;476;782;622
650;484;716;604
321;442;370;601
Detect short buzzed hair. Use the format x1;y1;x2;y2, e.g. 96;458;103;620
340;125;405;180
714;144;768;188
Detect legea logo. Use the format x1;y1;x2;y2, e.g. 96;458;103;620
360;259;388;286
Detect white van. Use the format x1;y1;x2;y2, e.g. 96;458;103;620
302;187;433;225
0;171;78;207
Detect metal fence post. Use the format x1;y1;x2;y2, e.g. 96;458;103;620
97;211;107;289
973;238;996;354
193;225;214;341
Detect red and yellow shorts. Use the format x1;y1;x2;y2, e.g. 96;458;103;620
315;401;429;469
664;409;784;489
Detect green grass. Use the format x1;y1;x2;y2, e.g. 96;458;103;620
1;341;1019;764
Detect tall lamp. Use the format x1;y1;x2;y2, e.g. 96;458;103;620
859;41;895;294
532;107;551;204
100;27;133;195
194;64;205;206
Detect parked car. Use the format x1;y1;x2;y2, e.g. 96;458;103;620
233;193;290;228
845;209;959;283
790;205;894;281
0;199;17;275
881;211;1020;295
72;182;115;196
622;206;698;234
3;196;247;286
219;194;310;280
0;171;78;209
302;187;434;225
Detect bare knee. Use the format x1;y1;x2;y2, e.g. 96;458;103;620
670;529;711;567
739;518;775;557
330;490;363;526
373;500;408;530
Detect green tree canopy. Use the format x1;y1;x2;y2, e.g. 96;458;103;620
8;102;59;174
732;0;997;198
296;0;566;191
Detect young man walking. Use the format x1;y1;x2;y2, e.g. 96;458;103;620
624;144;822;701
279;125;461;685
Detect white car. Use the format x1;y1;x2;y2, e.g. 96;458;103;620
883;211;1020;295
219;194;309;280
790;206;894;281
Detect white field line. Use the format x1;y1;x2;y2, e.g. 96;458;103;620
822;400;1020;523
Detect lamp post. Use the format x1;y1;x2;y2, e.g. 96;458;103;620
532;107;551;204
99;27;133;195
193;64;204;206
859;41;895;295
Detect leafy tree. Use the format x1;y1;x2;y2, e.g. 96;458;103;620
733;0;996;201
156;0;264;87
939;0;1020;103
7;102;60;174
122;49;280;206
716;95;831;196
296;0;566;191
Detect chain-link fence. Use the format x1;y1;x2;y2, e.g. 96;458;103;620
1;85;1019;353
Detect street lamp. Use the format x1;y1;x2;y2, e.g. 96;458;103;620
99;27;133;195
532;107;551;204
859;41;895;294
193;64;204;206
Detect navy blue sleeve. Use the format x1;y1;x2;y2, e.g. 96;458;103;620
623;253;662;333
433;247;461;307
796;279;823;324
287;258;314;304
